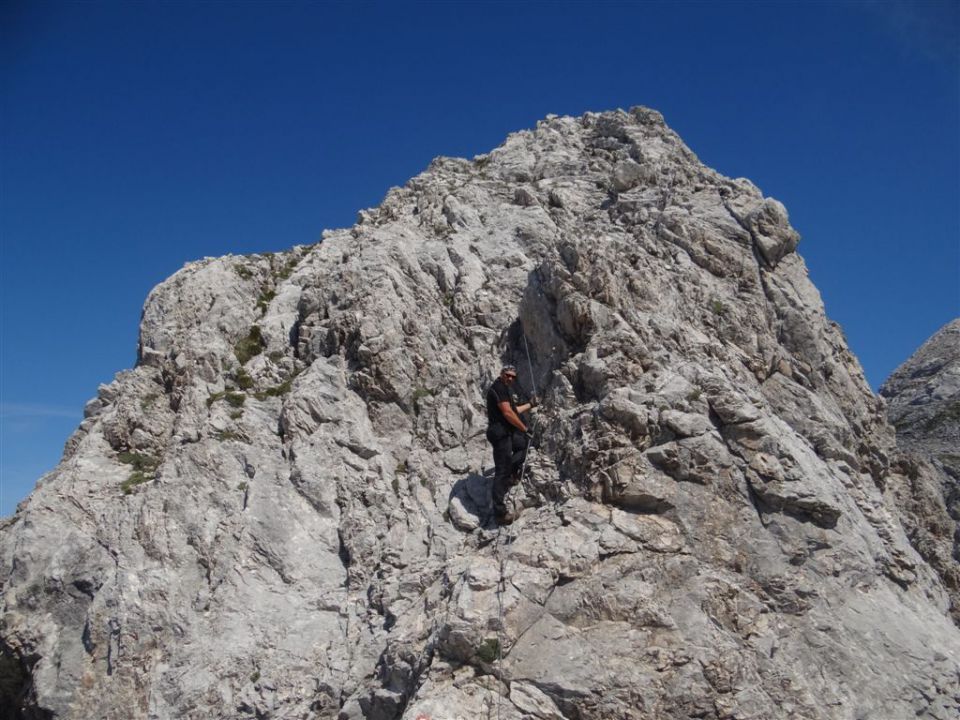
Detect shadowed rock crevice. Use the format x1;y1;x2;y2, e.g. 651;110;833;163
0;644;50;720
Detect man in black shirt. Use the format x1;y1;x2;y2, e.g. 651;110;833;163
486;365;537;524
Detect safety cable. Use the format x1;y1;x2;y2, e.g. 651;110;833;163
521;330;538;399
492;322;540;720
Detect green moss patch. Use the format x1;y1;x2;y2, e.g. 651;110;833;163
118;451;160;494
256;288;277;314
476;638;500;664
253;378;291;400
275;257;300;281
118;451;159;473
120;471;151;495
207;391;246;408
253;369;302;401
232;368;255;390
234;326;266;365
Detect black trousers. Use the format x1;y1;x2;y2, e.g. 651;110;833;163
486;425;529;513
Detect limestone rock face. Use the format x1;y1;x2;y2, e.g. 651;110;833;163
2;108;959;720
882;319;960;457
880;318;960;622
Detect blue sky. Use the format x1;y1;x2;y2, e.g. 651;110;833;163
2;0;958;516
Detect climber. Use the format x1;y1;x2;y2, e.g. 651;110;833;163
486;365;538;524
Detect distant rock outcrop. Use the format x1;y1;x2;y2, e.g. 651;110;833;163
881;318;960;622
882;319;960;458
2;109;958;720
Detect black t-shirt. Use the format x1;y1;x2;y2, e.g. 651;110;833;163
486;378;517;429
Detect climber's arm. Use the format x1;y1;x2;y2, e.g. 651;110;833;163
498;401;527;433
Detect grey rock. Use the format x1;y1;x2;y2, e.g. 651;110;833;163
611;159;648;192
512;187;538;207
882;319;960;453
881;318;960;622
2;108;958;720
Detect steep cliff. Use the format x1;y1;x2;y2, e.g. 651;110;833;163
883;319;960;465
881;318;960;624
2;108;958;720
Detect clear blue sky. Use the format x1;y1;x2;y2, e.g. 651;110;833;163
2;0;958;516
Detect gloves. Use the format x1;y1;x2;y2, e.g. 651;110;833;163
524;429;539;450
528;394;540;409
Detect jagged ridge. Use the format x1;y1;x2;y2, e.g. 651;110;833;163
1;108;958;720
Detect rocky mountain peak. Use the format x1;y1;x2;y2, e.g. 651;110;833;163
879;318;960;631
2;108;958;720
881;318;960;450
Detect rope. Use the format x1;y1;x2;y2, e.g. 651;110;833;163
521;329;538;399
494;526;508;720
489;328;697;716
493;321;540;720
